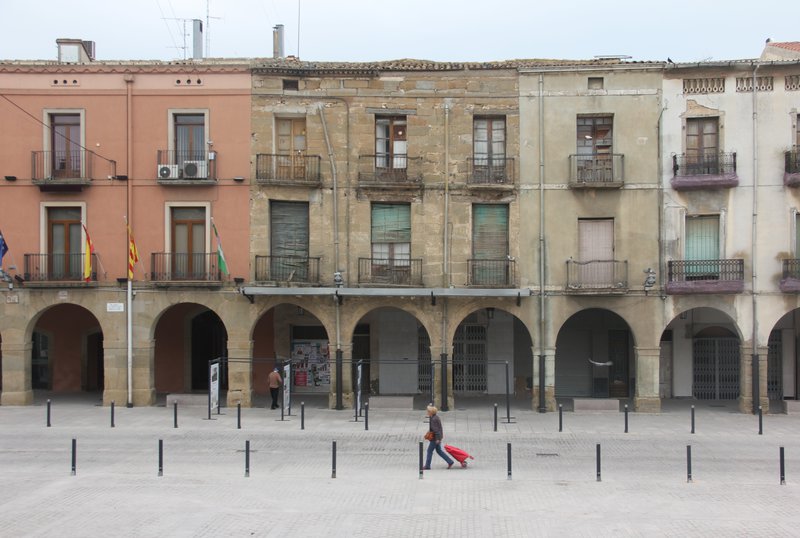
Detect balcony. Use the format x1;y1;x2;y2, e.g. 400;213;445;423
150;253;223;284
357;155;423;188
358;258;422;286
780;259;800;292
671;152;738;190
467;259;516;287
23;253;98;284
31;150;99;191
566;259;628;293
256;154;321;187
467;157;514;187
254;255;320;284
784;147;800;187
666;259;744;294
568;154;624;188
156;150;216;185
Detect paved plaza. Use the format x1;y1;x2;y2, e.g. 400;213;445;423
1;395;799;537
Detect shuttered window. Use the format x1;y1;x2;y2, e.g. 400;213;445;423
270;201;310;281
685;215;719;260
578;218;614;285
686;117;719;157
473;204;509;259
371;203;410;262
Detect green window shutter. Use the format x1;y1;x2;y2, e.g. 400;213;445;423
473;204;508;259
371;203;410;243
685;216;719;260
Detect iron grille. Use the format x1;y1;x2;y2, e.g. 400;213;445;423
23;253;98;282
566;259;628;289
418;327;432;394
467;157;514;185
254;255;320;283
150;252;221;281
786;147;800;174
467;259;516;287
667;259;744;282
453;324;487;392
255;154;321;183
768;330;783;400
673;152;737;177
693;338;740;400
568;153;624;185
357;257;422;286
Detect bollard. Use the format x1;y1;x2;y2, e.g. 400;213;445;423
158;439;163;476
245;440;250;478
354;399;359;422
419;441;424;479
493;403;498;432
47;399;52;428
596;444;601;482
111;401;115;428
71;438;76;476
237;403;241;430
780;446;786;485
301;402;305;430
558;404;563;433
758;406;763;435
624;404;628;433
281;400;285;422
331;440;337;479
507;442;512;480
687;445;692;483
364;402;369;431
691;405;695;434
173;402;178;429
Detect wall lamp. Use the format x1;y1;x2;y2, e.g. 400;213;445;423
233;277;245;285
4;176;17;181
233;176;245;182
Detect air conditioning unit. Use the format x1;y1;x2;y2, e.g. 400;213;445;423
157;164;180;179
183;160;208;179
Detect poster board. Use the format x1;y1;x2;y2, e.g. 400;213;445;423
291;340;330;393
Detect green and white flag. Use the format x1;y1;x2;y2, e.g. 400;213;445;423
211;220;229;276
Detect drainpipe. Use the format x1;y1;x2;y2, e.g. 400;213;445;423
125;73;134;408
537;74;547;413
751;61;761;413
441;103;451;411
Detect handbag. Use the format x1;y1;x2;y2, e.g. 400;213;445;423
424;431;434;441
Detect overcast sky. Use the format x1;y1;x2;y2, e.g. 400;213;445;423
1;0;795;63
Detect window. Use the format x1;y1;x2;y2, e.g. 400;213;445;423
473;117;506;182
685;117;720;174
588;77;604;90
576;115;613;182
47;207;82;279
578;218;614;285
686;215;720;279
167;110;209;179
270;201;310;280
472;204;509;285
171;207;206;279
371;203;411;282
50;114;82;178
276;118;307;180
282;79;299;91
375;116;407;172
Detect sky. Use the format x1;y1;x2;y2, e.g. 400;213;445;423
1;0;797;64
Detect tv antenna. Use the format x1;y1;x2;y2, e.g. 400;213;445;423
205;0;222;57
163;17;194;60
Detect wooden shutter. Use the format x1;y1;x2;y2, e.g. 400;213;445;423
472;204;508;259
685;216;719;260
271;201;309;258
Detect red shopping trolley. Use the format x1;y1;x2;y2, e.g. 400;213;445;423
444;445;474;468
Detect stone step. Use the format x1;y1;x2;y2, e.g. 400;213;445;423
572;398;620;412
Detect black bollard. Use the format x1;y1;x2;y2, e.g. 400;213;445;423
245;440;250;478
364;402;369;431
237;403;241;430
493;403;498;432
691;405;695;434
758;406;763;435
173;402;178;429
301;402;305;430
281;400;285;422
158;439;163;477
504;361;512;423
47;399;52;428
624;404;628;433
419;441;424;479
780;446;786;485
687;445;692;483
596;444;601;482
354;399;359;422
111;401;115;428
507;442;512;480
71;438;76;476
331;440;337;479
559;404;563;432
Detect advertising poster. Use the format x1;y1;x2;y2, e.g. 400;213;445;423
210;362;220;411
283;362;291;410
291;340;330;393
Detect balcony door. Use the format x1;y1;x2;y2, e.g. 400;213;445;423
371;203;411;284
686;117;719;174
174;114;206;172
276;118;307;180
270;201;309;281
51;114;81;178
171;207;206;279
686;215;720;279
472;204;509;285
375;116;407;178
473;117;506;182
578;218;614;285
47;207;82;279
576;115;613;181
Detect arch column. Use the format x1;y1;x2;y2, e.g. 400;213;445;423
739;344;754;413
102;338;128;406
0;338;33;405
739;344;768;414
329;343;353;409
226;335;254;407
532;346;556;411
634;346;661;413
132;339;156;406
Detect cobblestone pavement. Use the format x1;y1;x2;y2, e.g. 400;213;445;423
1;396;799;537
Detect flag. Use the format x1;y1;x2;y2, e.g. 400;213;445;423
212;220;229;276
127;225;139;280
0;230;8;268
82;224;94;282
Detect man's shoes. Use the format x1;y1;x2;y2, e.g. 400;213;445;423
422;466;430;470
447;463;454;469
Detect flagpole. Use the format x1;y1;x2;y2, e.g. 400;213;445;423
127;277;133;407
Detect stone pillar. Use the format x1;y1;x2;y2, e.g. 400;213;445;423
757;345;769;413
132;340;156;407
739;344;754;413
634;346;661;413
102;338;128;406
0;338;33;405
329;343;354;409
226;336;253;407
531;346;556;411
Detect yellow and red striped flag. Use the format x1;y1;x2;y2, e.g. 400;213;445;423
127;225;139;279
82;224;94;282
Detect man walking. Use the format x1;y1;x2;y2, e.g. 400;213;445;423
268;367;283;409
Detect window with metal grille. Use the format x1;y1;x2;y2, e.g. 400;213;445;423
270;201;310;281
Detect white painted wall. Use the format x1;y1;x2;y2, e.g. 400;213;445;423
377;310;419;394
486;311;514;394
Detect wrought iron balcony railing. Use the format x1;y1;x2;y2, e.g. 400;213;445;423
357;154;422;184
671;152;738;190
467;157;514;185
568;154;624;186
23;253;98;282
256;154;321;184
566;259;628;290
254;255;320;283
32;150;96;181
666;259;744;294
467;259;516;287
785;147;800;187
150;252;222;282
358;257;422;286
156;150;216;181
783;259;800;280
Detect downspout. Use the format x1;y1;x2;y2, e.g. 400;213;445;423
751;61;761;413
537;74;547;412
441;103;451;411
125;74;134;408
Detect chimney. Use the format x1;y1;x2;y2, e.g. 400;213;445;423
273;24;284;58
192;19;203;59
56;39;95;63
